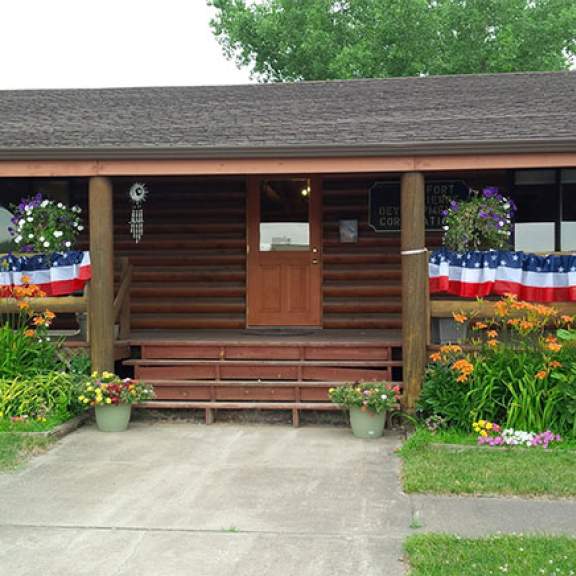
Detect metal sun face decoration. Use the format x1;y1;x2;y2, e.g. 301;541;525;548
128;183;148;243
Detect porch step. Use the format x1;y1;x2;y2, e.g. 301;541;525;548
136;400;338;426
137;379;402;403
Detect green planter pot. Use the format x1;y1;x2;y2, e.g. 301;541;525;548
95;404;132;432
349;406;386;439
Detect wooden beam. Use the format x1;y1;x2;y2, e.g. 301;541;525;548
115;257;132;340
0;151;575;177
431;299;576;318
89;176;115;372
0;296;87;314
401;172;427;411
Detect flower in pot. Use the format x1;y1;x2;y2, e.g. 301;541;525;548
79;371;154;432
329;381;401;439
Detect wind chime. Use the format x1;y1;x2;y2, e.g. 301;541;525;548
128;183;148;243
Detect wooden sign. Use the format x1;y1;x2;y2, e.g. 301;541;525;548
369;180;469;232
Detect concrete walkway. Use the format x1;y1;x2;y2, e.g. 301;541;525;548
1;423;575;576
0;424;412;576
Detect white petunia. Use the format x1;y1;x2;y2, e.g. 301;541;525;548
53;230;63;238
39;236;45;242
43;241;50;248
27;217;33;222
41;200;49;207
14;235;22;243
28;234;33;239
65;241;71;248
57;202;64;208
77;225;84;231
18;219;25;226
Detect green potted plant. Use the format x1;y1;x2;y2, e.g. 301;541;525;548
79;372;154;432
329;381;401;439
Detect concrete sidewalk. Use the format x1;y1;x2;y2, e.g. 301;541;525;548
2;423;575;576
0;424;412;576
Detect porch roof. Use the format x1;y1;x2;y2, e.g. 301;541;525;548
0;71;575;160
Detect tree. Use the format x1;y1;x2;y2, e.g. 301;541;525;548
208;0;576;81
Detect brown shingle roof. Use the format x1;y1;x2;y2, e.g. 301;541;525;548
0;71;575;159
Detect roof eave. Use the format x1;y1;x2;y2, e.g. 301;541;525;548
0;139;575;161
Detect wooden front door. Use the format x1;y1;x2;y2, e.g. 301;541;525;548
247;176;322;327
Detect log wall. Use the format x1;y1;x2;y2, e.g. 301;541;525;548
110;178;247;330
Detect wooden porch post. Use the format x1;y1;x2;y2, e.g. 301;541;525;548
89;176;115;372
401;172;427;411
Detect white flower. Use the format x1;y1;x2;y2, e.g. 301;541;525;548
41;200;49;208
43;241;50;248
53;230;63;238
14;235;22;243
65;241;71;248
27;217;33;222
18;219;25;226
28;234;33;239
57;202;64;208
381;394;387;400
77;225;84;231
39;236;45;242
442;225;449;231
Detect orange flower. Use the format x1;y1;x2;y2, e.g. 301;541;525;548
44;310;56;320
17;301;29;310
535;370;548;380
24;329;35;337
519;320;535;331
21;275;31;284
456;374;469;383
561;315;574;324
549;360;562;369
429;352;442;362
546;342;562;352
440;344;462;354
452;313;468;324
486;330;498;338
486;339;498;348
32;316;45;326
473;321;488;330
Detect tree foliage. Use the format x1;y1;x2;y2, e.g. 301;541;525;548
208;0;576;81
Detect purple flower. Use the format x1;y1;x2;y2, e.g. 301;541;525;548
450;200;459;211
482;186;499;198
441;209;449;217
478;209;490;219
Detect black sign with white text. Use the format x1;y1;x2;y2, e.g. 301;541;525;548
368;180;469;232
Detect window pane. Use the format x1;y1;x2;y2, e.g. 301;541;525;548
561;169;576;184
514;223;555;252
514;170;556;185
260;179;310;252
562;182;576;250
0;206;15;252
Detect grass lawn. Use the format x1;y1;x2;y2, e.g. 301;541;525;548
405;534;576;576
0;433;53;470
399;429;576;498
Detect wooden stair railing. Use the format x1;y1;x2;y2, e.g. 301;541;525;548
113;257;133;340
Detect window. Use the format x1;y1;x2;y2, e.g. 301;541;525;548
511;169;576;253
259;179;311;251
0;205;14;252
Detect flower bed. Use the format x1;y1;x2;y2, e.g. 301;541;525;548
419;295;576;438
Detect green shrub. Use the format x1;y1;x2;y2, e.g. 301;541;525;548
0;372;84;421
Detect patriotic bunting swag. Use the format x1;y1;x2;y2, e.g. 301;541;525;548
0;251;92;297
429;248;576;303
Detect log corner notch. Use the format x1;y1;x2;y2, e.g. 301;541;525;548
401;172;428;411
88;176;115;372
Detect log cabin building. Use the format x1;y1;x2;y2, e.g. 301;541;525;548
0;71;575;422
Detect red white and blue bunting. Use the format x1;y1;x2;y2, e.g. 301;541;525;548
429;249;576;302
0;251;91;297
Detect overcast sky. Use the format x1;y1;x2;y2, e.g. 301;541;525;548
0;1;253;90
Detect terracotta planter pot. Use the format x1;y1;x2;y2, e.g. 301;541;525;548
349;406;386;439
94;404;132;432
